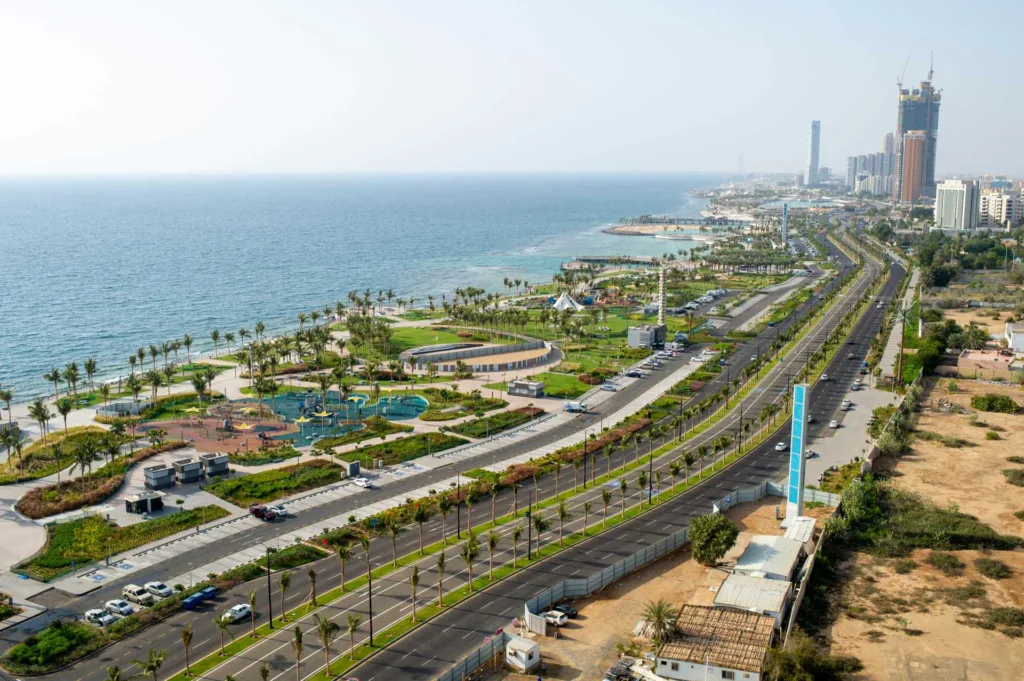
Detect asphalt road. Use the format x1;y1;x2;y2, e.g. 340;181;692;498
351;234;899;681
13;233;865;681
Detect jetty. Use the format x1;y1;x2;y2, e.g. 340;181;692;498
617;214;747;227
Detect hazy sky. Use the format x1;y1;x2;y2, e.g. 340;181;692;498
1;0;1020;176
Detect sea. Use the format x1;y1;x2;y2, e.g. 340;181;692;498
0;174;718;400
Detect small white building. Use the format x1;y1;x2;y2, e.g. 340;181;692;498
508;379;545;398
504;635;541;674
655;605;775;681
1005;321;1024;353
733;535;803;582
782;516;817;555
713;573;792;629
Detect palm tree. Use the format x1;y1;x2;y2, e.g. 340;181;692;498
436;550;447;606
346;613;362;660
105;665;129;681
137;347;147;373
183;334;193;362
438;495;453;544
412;505;431;555
249;590;258;639
669;461;681;493
307;567;318;606
214;614;234;655
148;345;159;371
619;478;628;518
210;330;221;357
409;565;420;622
180;623;193;676
641;599;680;644
601;489;612;526
63;361;80;400
460;533;480;592
56;397;73;434
99;383;111;410
84;357;98;393
557;501;573;546
278;571;292;623
486;530;500;579
44;367;62;399
384;515;405;566
144;370;162;404
162;365;176;397
259;662;270;681
511;481;520;516
583;501;592;535
511;524;523;567
130;648;167;681
312;613;342;676
604;443;613;478
28;397;52;440
334;541;352;592
72;437;101;480
489;482;499;525
532;513;551;553
290;625;303;681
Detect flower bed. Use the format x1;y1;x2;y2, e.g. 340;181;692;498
17;505;230;581
418;408;467;422
348;432;467;467
16;441;186;519
205;460;343;506
449;407;544;438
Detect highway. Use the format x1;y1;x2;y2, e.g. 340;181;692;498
16;232;869;681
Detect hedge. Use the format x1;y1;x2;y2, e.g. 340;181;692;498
205;460;343;506
449;407;544;438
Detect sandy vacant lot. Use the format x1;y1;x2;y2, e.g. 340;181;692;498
519;498;831;680
830;379;1024;680
939;308;1008;339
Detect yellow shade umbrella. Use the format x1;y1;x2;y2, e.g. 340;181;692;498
184;407;202;414
293;416;313;424
236;422;255;430
313;411;334;418
241;407;256;415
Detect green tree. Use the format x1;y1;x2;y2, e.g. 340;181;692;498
55;397;73;434
412;504;431;555
436;550;447;606
290;625;303;681
214;614;234;655
486;530;500;579
384;514;406;566
312;613;342;676
689;513;739;567
556;501;574;546
409;565;420;621
764;630;863;681
460;532;481;591
180;623;193;676
278;571;292;623
130;648;167;681
601;488;613;526
346;613;362;660
532;512;551;553
511;524;523;567
641;599;679;644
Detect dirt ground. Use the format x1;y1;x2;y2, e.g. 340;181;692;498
939;308;1008;339
829;379;1024;680
516;497;832;680
876;379;1024;535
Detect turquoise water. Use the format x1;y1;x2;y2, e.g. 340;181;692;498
260;391;428;442
0;175;717;399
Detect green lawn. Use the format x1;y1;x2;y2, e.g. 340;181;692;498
386;327;475;356
0;426;109;484
17;505;230;581
449;407;544;438
205;460;343;506
348;433;467;467
485;371;591;399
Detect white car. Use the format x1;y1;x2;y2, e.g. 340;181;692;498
266;505;288;517
223;604;252;623
85;608;117;626
145;581;173;599
830;419;840;428
543;610;569;627
600;384;618;392
352;477;373;489
774;442;787;452
105;600;133;617
820;373;829;382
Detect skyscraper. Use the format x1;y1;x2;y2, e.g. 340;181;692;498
882;131;895;177
804;121;820;186
893;69;941;201
935;180;980;230
846;156;858;190
899;131;927;204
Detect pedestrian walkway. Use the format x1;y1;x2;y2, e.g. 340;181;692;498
880;268;918;379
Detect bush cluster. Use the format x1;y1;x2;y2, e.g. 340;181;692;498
971;393;1019;414
450;407;544;438
206;460;343;505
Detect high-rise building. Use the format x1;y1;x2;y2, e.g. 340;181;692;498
980;191;1022;229
846;156;858;190
899;131;927;204
818;167;830;182
805;121;820;186
893;71;941;201
882;132;895;177
935;180;980;230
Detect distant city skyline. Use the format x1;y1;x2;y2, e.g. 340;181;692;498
0;0;1022;176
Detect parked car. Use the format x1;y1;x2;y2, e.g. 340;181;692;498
600;384;617;392
553;603;579;619
543;611;569;627
85;609;117;626
774;442;787;452
859;367;868;374
105;600;133;617
805;450;818;459
145;581;173;599
850;384;859;392
249;504;278;521
266;505;288;517
352;477;373;489
122;584;155;606
830;420;840;428
223;604;252;623
626;370;644;378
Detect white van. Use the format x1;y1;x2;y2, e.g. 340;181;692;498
122;584;155;606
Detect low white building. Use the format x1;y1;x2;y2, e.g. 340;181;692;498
713;573;793;630
655;605;775;681
782;516;817;555
504;635;541;674
733;535;803;582
1006;322;1024;353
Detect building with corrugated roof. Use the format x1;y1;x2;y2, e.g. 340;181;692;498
733;535;803;582
713;573;792;629
655;605;775;681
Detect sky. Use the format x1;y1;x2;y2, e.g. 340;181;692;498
0;0;1021;176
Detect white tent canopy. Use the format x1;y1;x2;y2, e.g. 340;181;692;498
552;292;584;311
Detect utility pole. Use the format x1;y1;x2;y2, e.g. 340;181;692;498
266;546;274;629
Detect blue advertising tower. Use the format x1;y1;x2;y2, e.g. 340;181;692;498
785;384;808;523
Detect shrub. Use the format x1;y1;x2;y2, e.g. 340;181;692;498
450;407;544;439
975;558;1012;580
229;444;301;466
986;431;1002;441
987;607;1024;628
892;559;916;574
971;393;1019;414
765;630;863;680
206;460;343;505
927;551;964;576
2;620;102;672
1007;457;1024;465
1003;469;1024;487
688;514;739;567
349;433;467;468
312;416;413;451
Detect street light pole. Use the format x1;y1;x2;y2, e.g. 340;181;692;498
266;547;274;629
456;471;461;539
